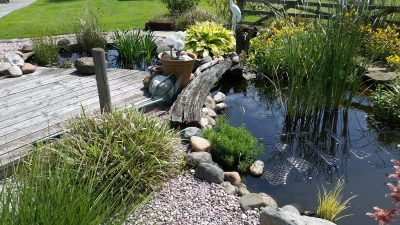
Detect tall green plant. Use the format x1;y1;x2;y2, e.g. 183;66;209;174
161;0;199;16
370;79;400;125
32;36;58;66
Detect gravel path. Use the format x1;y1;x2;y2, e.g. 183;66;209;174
126;174;260;225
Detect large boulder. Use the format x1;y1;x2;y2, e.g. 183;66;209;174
260;206;336;225
239;193;277;211
3;53;24;67
74;57;95;75
185;152;213;166
0;62;11;75
194;163;224;184
21;63;36;74
190;136;211;152
7;65;23;77
181;127;203;140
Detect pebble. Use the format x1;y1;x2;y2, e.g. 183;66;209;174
21;63;36;74
190;136;211;152
213;92;226;103
215;103;227;111
224;171;241;186
7;65;23;77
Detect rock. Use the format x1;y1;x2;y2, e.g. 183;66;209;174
207;108;217;118
194;56;212;70
237;183;250;196
143;75;152;88
240;193;277;211
207;116;216;126
0;62;11;75
302;211;316;217
200;117;209;129
215;103;227;111
282;205;300;215
3;53;24;67
205;95;216;109
181;127;203;140
13;51;24;58
57;38;71;47
194;163;224;184
365;66;398;82
223;182;237;195
22;52;35;61
213;92;226;103
224;171;241;186
20;44;33;53
232;55;240;65
259;192;278;208
260;207;336;225
185;152;213;166
190;73;195;81
250;160;264;176
190;136;211;152
21;63;36;74
74;57;95;75
7;65;23;77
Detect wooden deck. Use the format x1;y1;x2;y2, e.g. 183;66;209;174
0;67;150;166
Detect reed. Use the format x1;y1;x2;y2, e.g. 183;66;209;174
32;36;58;66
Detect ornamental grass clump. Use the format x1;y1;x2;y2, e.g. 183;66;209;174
370;79;400;125
203;116;263;172
185;21;235;58
317;178;356;222
32;36;58;66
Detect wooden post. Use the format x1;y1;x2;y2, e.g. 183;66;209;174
92;48;112;114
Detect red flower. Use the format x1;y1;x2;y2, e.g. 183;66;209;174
367;207;399;225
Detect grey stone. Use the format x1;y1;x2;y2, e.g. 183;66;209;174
260;206;336;225
215;103;227;111
259;192;278;208
13;51;24;58
207;116;216;126
7;65;23;77
21;63;36;74
250;160;264;176
205;95;216;109
74;57;95;75
224;171;241;186
237;183;250;196
282;205;300;215
194;163;224;184
20;44;33;53
232;55;240;65
181;127;202;140
213;92;226;103
57;38;71;47
190;136;211;152
240;193;277;211
22;52;35;61
200;117;209;129
185;152;213;166
224;183;237;195
207;108;217;118
0;62;11;75
3;53;24;67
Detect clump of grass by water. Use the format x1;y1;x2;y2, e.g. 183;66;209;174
0;108;179;224
370;79;400;125
32;36;58;66
317;179;356;222
112;30;157;68
203;116;263;172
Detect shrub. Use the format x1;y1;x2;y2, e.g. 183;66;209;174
186;21;235;58
112;30;157;68
32;36;58;66
317;178;356;222
206;0;231;25
75;5;107;56
370;79;400;125
386;54;400;72
161;0;199;16
175;9;221;31
203;116;263;172
362;24;400;62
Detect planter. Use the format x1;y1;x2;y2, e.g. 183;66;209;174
158;52;196;88
145;20;175;31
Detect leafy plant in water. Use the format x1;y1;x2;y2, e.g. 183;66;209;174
161;0;199;16
370;79;400;125
186;21;235;58
317;178;356;222
32;36;58;66
203;116;263;172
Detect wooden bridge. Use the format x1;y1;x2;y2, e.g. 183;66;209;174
0;68;150;167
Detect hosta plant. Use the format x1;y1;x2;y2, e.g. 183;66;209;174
185;21;235;58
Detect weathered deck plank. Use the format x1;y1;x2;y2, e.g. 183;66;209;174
0;67;150;167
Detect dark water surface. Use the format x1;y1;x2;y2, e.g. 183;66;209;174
219;78;400;225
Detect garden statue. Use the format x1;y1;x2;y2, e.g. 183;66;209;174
229;0;241;31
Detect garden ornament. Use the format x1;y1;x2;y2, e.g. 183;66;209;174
229;0;242;31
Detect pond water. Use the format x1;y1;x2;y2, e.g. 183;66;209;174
218;77;400;225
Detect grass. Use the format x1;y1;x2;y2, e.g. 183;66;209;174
203;116;263;172
370;79;400;125
0;0;212;40
32;36;58;66
316;178;356;222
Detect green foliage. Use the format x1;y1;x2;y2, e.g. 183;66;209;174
112;30;157;68
362;24;400;62
248;10;366;117
59;60;73;68
161;0;199;16
203;116;263;172
32;36;58;66
371;79;400;125
206;0;231;25
75;5;107;56
317;179;356;222
175;9;221;31
186;21;236;58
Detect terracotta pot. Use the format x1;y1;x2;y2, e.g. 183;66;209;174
158;52;196;88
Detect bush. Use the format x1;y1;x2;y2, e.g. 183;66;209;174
32;36;58;66
75;5;107;56
370;79;400;125
175;9;221;31
161;0;199;16
362;24;400;62
386;54;400;72
186;21;236;58
206;0;231;25
203;116;263;172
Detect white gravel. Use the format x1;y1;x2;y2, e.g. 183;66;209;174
126;174;260;225
0;39;31;53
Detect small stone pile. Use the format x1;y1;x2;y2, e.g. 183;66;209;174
0;45;36;77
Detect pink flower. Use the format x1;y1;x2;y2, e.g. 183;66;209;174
386;183;400;205
367;207;399;225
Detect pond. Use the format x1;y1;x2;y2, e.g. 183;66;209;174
218;77;400;225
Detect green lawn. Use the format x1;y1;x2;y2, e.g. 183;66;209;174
0;0;211;39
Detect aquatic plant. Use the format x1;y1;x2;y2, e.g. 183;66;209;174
367;160;400;225
32;36;58;66
203;116;263;172
316;178;356;222
185;21;235;58
370;79;400;125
